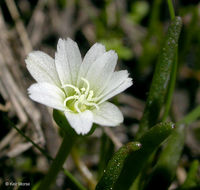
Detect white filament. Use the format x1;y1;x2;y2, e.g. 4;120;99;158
63;78;99;113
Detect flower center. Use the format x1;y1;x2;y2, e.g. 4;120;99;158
62;78;99;113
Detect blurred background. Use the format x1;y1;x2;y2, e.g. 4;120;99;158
0;0;200;189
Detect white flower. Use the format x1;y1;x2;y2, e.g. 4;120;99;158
26;38;132;135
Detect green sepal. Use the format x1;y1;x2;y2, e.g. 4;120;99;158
53;109;96;137
53;109;77;136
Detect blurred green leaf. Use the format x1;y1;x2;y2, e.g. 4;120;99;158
149;0;162;34
98;132;114;180
96;142;141;190
137;17;182;138
114;122;175;190
144;124;186;190
180;160;200;190
177;105;200;125
128;1;149;23
101;38;133;60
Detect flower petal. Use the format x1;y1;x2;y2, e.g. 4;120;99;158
26;51;61;86
77;43;106;86
55;38;82;86
97;71;133;104
28;83;65;110
64;110;93;135
93;102;123;126
84;50;118;94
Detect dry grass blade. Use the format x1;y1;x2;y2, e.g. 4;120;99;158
5;0;32;54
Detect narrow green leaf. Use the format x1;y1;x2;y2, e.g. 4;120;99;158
149;0;162;34
180;160;200;190
98;132;114;180
162;48;178;122
144;124;186;190
167;0;175;20
137;17;182;138
129;173;142;190
114;122;175;190
95;142;142;190
177;105;200;125
162;0;177;121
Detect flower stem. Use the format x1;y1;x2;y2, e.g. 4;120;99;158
37;132;77;190
167;0;175;20
71;147;97;190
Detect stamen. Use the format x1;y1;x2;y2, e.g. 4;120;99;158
87;90;94;101
81;78;90;96
74;101;81;113
62;84;81;95
79;94;85;102
87;97;99;102
63;95;78;106
84;101;99;110
62;78;99;113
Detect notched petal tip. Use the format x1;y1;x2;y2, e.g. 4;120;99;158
93;42;106;51
25;51;37;65
64;110;93;135
58;37;78;49
107;49;118;59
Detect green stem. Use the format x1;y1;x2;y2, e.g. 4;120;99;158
63;170;87;190
37;132;77;190
167;0;175;20
177;105;200;125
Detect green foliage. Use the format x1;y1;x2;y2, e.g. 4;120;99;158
96;142;141;190
128;1;149;23
180;160;200;190
137;17;182;138
1;1;200;190
114;122;175;190
98;132;114;180
144;124;186;190
101;38;133;60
